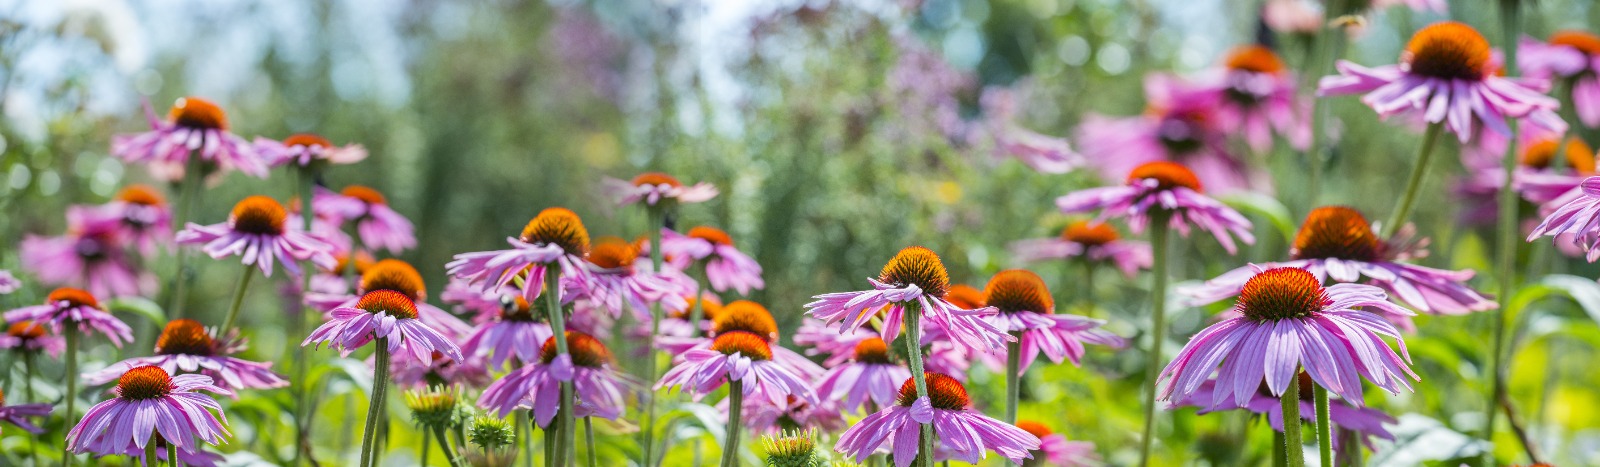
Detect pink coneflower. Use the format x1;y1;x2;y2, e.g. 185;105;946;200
21;217;152;299
308;259;473;340
111;97;267;180
1057;161;1255;253
1172;375;1397;449
656;330;817;405
1015;420;1102;467
441;276;506;318
571;237;689;319
1527;176;1600;261
1160;268;1419;408
0;270;18;294
1076;76;1254;193
660;226;766;295
1009;220;1153;278
1318;21;1565;143
734;394;847;435
658;300;824;379
604;172;718;207
84;319;286;392
814;337;912;413
1205;45;1310;153
478;332;627;425
1522;32;1600;128
1262;0;1323;36
254;133;367;168
0;320;65;357
66;366;231;460
983;270;1122;374
0;389;52;434
5;288;132;347
806;246;1011;351
447;207;594;303
1457;135;1596;226
389;350;493;389
461;295;554;371
87;184;173;255
835;372;1039;467
303;290;464;363
793;316;875;367
314;185;416;254
1182;206;1493;322
176;195;337;277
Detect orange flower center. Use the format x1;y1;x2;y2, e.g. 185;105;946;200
519;207;590;257
47;287;100;309
1521;138;1596;174
713;300;779;341
361;259;427;300
1224;45;1285;74
687;226;734;246
711;330;772;361
155;319;214;356
943;284;986;310
168;97;228;130
631;172;683;188
1127;161;1204;193
1015;420;1053;440
502;296;537;321
117;366;174;400
115;184;166;206
334;251;375;276
1062;220;1119;246
1291;206;1384;262
539;331;611;368
341;185;388;205
283;133;332;148
878;246;951;298
356;290;419;320
1550;31;1600;56
230;196;288;235
587;237;639;270
1237;268;1326;321
853;337;892;364
983;269;1054;314
896;372;968;410
672;295;723;321
6;320;46;339
1403;21;1491;81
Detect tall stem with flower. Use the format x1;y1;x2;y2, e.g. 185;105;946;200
1137;211;1171;467
167;156;203;318
292;168;317;467
641;209;665;466
544;265;575;467
1486;0;1524;460
900;301;934;467
61;327;78;466
359;337;391;467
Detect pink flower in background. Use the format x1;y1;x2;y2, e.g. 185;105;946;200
314;185;416;254
388;350;493;390
1015;420;1102;467
111;97;267;180
656;330;817;406
460;295;554;371
5;288;133;347
1521;32;1600;128
1057;161;1255;253
447;207;595;303
478;332;628;424
732;394;847;435
1076;75;1255;193
67;366;232;460
604;173;717;207
1009;220;1152;278
980;87;1081;174
0;320;65;357
814;337;912;413
176;196;336;277
980;270;1123;374
303;290;464;363
658;226;766;295
21;215;153;299
1172;376;1397;449
1203;45;1310;153
0;389;51;434
1262;0;1323;35
1527;177;1600;261
1318;22;1565;143
0;270;18;294
84;184;173;255
569;237;690;320
834;373;1039;467
84;319;286;393
254;133;367;168
806;246;1011;352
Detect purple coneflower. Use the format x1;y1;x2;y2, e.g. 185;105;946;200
85;184;173;255
1015;420;1102;467
176;195;336;278
85;319;286;392
309;258;473;340
1057;161;1255;253
806;246;1010;351
254;133;367;168
1522;31;1600;128
66;366;231;462
479;331;628;425
835;372;1039;467
388;350;493;389
571;237;689;319
1172;375;1397;450
21;216;152;299
5;288;132;347
303;289;463;363
0;320;65;357
1205;45;1310;153
1076;78;1255;193
659;300;824;379
658;329;816;467
604;172;718;207
461;295;554;371
0;389;52;434
814;337;912;414
982;270;1121;424
447;207;593;303
1527;176;1600;260
0;270;18;294
660;226;766;295
733;395;846;435
1010;221;1152;278
111;97;267;180
314;185;416;254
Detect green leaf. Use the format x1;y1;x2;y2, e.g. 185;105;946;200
1504;274;1600;329
1219;192;1295;244
104;296;167;326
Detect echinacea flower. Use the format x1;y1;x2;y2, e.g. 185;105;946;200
303;290;464;363
0;270;18;294
733;395;847;435
254;133;367;168
85;319;286;392
1172;374;1397;449
1527;177;1600;261
1014;420;1102;467
981;270;1123;374
659;226;766;295
604;172;718;207
835;372;1040;467
176;195;337;277
814;337;913;413
1075;76;1257;193
5;288;133;346
1009;221;1153;278
314;185;416;254
1057;161;1255;253
1203;45;1310;153
570;237;690;319
1318;21;1565;143
0;389;52;434
460;295;554;371
806;246;1011;351
656;330;817;406
1159;268;1419;408
478;331;628;425
1181;206;1494;322
21;217;153;299
658;300;824;379
86;184;173;255
1522;31;1600;128
447;207;595;303
389;350;493;389
0;320;66;357
66;366;232;459
111;97;267;179
308;259;473;340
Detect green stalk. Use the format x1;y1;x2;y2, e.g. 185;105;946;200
544;265;575;467
1486;2;1524;461
145;437;157;467
1137;214;1172;467
520;411;533;467
901;301;934;467
422;431;430;466
584;417;598;467
687;265;707;331
168;156;203;318
1382;123;1444;239
358;339;391;467
218;264;255;333
62;327;78;466
1314;386;1332;467
641;210;666;467
169;442;180;467
720;380;744;467
434;426;464;467
1004;331;1022;424
23;351;37;466
292;167;317;467
1281;376;1305;467
1272;430;1286;467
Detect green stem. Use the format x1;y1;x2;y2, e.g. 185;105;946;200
901;301;934;467
1301;0;1351;214
544;265;574;467
1079;260;1097;317
1486;2;1523;463
422;431;430;466
721;380;744;467
641;211;666;467
542;416;553;467
218;265;255;333
1314;386;1332;467
62;327;78;467
293;167;317;467
1137;215;1172;467
23;351;37;467
434;426;464;467
584;417;598;467
1382;122;1444;239
359;339;390;467
1004;332;1022;424
520;410;533;467
1273;430;1286;467
687;265;707;332
169;442;180;467
145;437;157;467
168;155;203;318
1281;375;1305;467
344;233;365;285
